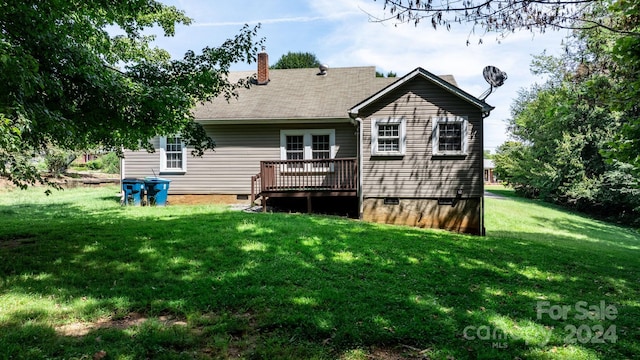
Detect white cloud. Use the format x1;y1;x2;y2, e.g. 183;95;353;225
192;12;362;27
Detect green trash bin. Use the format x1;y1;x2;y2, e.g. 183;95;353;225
122;178;145;206
144;177;172;206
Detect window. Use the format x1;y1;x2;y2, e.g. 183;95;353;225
160;136;187;173
280;129;336;168
285;135;304;160
312;135;330;160
432;117;468;156
378;124;400;152
371;118;406;156
439;123;462;152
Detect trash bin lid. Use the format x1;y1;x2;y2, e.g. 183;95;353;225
122;178;145;183
144;177;172;183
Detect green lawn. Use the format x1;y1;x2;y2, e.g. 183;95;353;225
0;186;638;359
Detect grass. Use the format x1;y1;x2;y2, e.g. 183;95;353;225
0;185;638;359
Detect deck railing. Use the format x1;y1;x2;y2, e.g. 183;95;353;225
257;158;357;193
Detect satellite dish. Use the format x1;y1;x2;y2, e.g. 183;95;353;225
479;65;507;100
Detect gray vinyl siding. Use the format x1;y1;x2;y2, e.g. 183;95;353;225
361;77;484;198
123;122;357;194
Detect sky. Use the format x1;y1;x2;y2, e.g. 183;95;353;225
150;0;570;152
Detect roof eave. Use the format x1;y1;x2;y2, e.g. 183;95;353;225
196;117;352;125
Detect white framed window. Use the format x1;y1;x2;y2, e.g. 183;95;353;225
280;129;336;160
311;134;331;160
280;129;336;170
285;135;304;161
371;117;406;156
432;117;468;156
160;136;187;173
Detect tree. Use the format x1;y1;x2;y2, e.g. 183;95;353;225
483;150;494;159
0;1;263;188
495;45;640;225
271;52;321;69
604;0;640;171
376;71;397;77
369;0;634;40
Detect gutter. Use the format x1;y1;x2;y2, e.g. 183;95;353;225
196;117;352;125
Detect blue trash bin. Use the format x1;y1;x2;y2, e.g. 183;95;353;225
122;178;145;206
144;177;172;206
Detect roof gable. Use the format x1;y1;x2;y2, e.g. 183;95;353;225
349;67;494;117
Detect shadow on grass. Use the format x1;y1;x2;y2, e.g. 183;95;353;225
0;192;639;359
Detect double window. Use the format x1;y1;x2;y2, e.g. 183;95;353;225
432;117;468;156
371;117;406;156
280;129;335;169
160;136;187;173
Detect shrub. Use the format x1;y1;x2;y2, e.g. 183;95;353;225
100;152;120;174
45;150;76;176
86;159;103;170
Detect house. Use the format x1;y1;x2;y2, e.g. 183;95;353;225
484;159;498;184
122;51;493;234
75;153;99;164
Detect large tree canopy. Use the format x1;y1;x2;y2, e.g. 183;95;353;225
493;28;640;225
271;51;321;69
0;1;263;188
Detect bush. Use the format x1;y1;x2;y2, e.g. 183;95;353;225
45;150;76;176
100;152;120;174
86;159;103;170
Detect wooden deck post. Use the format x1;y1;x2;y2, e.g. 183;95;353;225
306;193;312;213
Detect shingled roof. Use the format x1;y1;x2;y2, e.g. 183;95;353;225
193;66;459;121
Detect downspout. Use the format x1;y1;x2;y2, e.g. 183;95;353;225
480;109;492;236
120;147;126;202
120;149;125;182
349;113;364;219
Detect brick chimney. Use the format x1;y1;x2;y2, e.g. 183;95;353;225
257;47;269;85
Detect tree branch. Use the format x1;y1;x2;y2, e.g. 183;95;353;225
368;0;640;37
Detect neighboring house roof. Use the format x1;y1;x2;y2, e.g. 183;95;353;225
484;159;495;169
193;66;461;122
349;67;494;117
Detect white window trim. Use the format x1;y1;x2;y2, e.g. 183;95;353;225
279;129;336;172
159;136;187;174
371;117;406;156
432;116;468;156
279;129;336;160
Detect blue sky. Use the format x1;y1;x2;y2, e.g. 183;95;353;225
152;0;569;152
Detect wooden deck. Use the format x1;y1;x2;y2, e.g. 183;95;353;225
251;158;357;211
